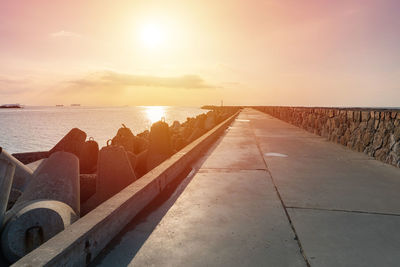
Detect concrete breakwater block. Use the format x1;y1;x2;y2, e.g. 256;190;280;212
81;146;137;213
147;121;173;171
5;159;47;212
111;125;149;155
134;150;148;178
0;148;33;193
205;111;216;130
126;151;137;170
170;120;181;132
133;136;149;154
15;151;80;215
50;128;86;158
96;146;137;201
6;189;22;212
26;158;47;175
111;125;136;153
0;159;15;229
194;113;206;129
80;174;97;203
80;139;99;174
11;151;50;165
1;200;78;263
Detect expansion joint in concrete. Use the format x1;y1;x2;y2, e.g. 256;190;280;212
248;113;312;267
287;206;400;217
198;168;267;172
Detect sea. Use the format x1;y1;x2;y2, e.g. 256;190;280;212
0;106;207;154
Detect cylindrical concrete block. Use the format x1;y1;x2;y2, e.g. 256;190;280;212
0;158;15;229
97;145;136;201
1;200;78;263
15;151;80;215
0;147;33;192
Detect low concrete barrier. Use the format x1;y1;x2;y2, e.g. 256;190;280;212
12;111;239;267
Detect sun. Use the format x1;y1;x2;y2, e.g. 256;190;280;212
139;22;166;49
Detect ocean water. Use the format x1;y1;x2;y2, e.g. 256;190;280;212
0;106;207;154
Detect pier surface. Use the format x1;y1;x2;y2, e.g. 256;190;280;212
95;108;400;267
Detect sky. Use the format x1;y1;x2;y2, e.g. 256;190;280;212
1;0;400;107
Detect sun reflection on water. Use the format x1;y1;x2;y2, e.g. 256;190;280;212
145;106;166;124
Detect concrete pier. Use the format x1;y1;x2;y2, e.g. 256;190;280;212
95;108;400;267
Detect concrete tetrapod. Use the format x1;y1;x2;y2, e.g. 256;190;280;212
79;138;99;174
1;200;78;263
49;128;86;158
0;158;15;229
26;158;47;176
14;151;80;215
82;145;137;214
1;152;80;263
5;159;47;211
0;148;33;193
146;121;173;171
96;145;136;202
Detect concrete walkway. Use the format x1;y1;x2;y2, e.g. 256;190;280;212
96;108;400;267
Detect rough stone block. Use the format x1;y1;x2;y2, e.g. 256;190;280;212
375;111;380;120
361;111;370;122
385;112;391;121
347;111;353;121
354;111;361;122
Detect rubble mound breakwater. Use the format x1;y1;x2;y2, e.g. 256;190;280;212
0;106;238;264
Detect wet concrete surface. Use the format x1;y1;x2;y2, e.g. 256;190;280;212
92;108;400;266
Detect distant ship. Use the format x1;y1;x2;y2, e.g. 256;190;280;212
0;104;22;109
71;104;81;106
56;104;64;107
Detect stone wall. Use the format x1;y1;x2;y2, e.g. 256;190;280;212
253;106;400;168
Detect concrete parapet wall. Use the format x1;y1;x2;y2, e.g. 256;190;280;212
253;106;400;168
12;111;239;267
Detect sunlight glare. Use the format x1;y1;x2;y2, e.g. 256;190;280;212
145;106;166;124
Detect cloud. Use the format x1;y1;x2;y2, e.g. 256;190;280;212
50;30;81;38
65;71;217;91
0;76;31;95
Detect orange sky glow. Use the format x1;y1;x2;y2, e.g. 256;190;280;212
1;0;400;107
